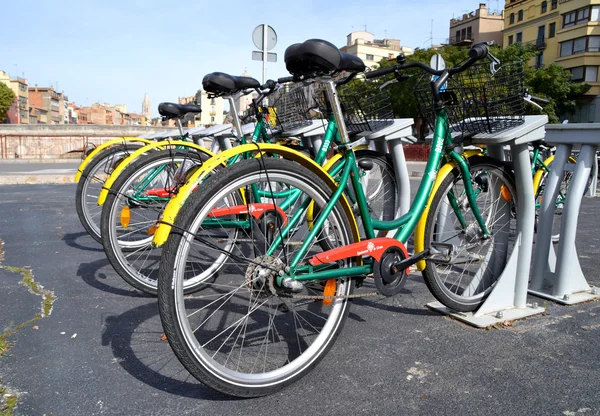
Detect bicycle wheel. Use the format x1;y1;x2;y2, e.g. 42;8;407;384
319;149;398;241
422;157;517;312
101;149;212;295
75;144;144;243
158;158;355;397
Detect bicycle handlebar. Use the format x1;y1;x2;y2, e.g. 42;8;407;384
364;42;491;80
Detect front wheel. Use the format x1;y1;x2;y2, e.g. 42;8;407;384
158;158;356;397
422;157;518;312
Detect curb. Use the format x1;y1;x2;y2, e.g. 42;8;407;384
0;175;75;185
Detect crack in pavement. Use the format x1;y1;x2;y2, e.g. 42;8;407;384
0;237;56;415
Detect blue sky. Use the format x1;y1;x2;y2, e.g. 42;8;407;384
1;0;493;115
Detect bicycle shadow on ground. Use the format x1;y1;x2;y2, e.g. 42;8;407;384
76;256;154;298
62;231;104;252
101;301;236;401
347;275;439;320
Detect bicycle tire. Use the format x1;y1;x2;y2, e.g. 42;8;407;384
158;158;355;397
422;156;517;312
75;144;144;243
101;149;211;295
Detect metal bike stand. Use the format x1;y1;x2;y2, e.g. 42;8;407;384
428;115;548;328
360;119;415;217
190;124;232;149
529;123;600;305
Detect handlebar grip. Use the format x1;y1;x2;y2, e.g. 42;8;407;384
364;66;397;79
277;76;294;84
531;95;550;105
260;80;276;90
468;43;489;60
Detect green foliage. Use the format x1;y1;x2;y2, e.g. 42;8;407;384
0;83;16;123
346;43;590;127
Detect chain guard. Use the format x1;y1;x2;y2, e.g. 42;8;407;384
373;247;408;296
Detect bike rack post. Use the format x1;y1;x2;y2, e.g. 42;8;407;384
428;115;548;327
529;124;600;304
360;119;415;218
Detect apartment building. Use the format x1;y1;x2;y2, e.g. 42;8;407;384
29;87;62;124
449;3;505;46
340;31;413;68
179;92;224;127
504;0;600;121
0;70;29;124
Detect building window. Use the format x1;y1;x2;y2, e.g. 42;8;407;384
516;32;523;43
510;13;515;24
541;1;547;13
365;54;374;60
563;6;599;28
211;116;215;122
466;26;472;40
19;84;26;92
535;52;544;68
461;28;466;40
568;66;598;82
549;22;556;38
518;10;523;21
508;35;514;45
456;30;461;41
551;0;557;9
560;36;600;56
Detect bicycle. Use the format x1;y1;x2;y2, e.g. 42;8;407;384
74;102;205;243
155;39;525;397
98;74;403;295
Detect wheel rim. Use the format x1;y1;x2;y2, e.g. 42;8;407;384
168;169;352;387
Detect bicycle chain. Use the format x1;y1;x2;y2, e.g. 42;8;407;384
286;276;381;300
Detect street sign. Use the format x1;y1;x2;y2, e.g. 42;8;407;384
252;25;277;51
430;54;446;70
252;51;277;62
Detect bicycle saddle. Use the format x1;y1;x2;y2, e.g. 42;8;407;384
202;72;260;95
284;39;365;77
158;102;202;119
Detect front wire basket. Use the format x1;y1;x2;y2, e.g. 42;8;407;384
265;84;314;132
314;75;394;135
414;59;525;136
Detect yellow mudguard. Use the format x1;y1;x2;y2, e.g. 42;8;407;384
414;150;483;271
97;141;215;206
152;144;360;248
532;155;577;196
74;137;154;183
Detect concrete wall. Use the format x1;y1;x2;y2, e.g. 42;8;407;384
0;125;169;159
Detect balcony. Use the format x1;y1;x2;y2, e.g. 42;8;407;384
536;37;546;49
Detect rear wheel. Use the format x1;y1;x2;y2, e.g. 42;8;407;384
158;158;355;397
101;149;212;295
75;145;143;243
422;157;517;312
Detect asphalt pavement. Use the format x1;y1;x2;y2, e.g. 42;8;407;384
0;181;599;415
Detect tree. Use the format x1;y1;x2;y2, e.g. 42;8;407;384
0;82;16;123
345;43;590;131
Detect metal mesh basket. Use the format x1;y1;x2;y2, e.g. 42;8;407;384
414;60;525;136
314;78;394;135
266;84;314;131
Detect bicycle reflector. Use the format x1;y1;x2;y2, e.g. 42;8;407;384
120;206;131;229
500;185;512;203
323;279;337;306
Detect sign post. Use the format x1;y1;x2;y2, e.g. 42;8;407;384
252;24;277;83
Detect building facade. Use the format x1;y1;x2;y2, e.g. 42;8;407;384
142;93;151;120
0;70;28;124
340;31;413;68
179;92;224;127
28;87;62;124
503;0;600;121
449;3;505;46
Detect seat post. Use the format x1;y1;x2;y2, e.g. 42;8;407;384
323;79;350;144
227;95;244;138
176;118;185;138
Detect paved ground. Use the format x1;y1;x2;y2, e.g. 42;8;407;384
0;182;599;415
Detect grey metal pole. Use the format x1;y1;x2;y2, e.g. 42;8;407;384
262;24;267;84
